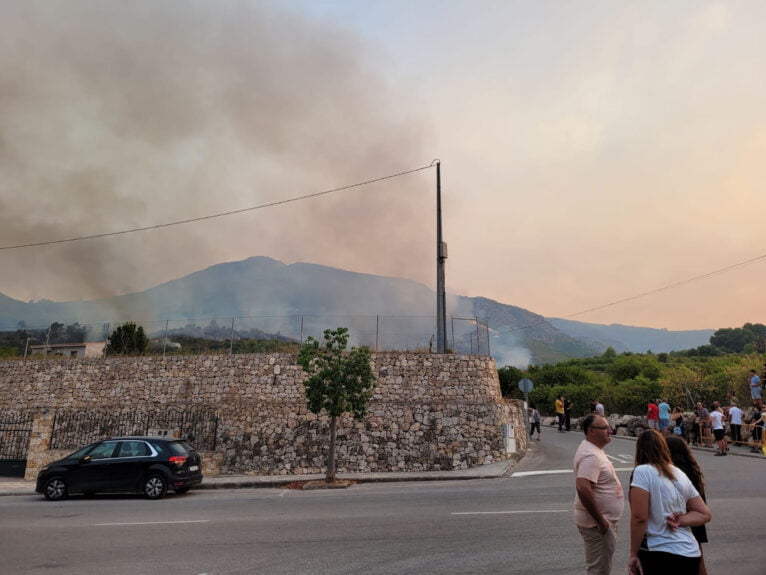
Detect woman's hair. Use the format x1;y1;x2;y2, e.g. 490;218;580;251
665;436;705;494
634;429;675;480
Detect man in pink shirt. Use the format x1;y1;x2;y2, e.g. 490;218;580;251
574;414;625;575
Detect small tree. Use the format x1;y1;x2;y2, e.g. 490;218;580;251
297;327;376;482
105;322;148;355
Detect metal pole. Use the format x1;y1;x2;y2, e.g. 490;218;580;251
475;316;480;355
375;315;379;352
23;338;34;358
451;316;455;353
436;161;447;353
300;315;304;344
162;319;169;358
229;316;235;355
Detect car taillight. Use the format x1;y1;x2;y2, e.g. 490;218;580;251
169;456;188;466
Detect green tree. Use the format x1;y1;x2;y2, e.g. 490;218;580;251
497;365;524;397
297;328;376;482
105;322;148;355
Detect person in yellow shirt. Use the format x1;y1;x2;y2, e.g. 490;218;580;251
556;395;566;433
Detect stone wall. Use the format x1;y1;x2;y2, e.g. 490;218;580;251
0;353;525;480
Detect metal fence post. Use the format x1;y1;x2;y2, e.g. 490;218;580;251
229;316;235;355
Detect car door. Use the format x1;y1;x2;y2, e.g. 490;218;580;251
66;441;119;492
110;440;153;490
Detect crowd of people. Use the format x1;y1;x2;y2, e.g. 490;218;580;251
531;364;766;453
574;414;711;575
565;366;766;574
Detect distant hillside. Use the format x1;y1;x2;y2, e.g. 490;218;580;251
0;256;714;365
547;318;714;354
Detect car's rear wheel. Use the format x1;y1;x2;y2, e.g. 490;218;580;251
174;486;191;495
43;477;68;501
143;473;168;500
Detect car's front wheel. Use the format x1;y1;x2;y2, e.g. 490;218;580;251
43;477;68;501
143;473;168;500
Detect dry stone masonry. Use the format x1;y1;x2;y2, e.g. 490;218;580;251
0;353;525;480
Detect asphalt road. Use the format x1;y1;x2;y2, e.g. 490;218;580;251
1;430;762;574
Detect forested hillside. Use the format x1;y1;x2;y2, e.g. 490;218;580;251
499;323;766;417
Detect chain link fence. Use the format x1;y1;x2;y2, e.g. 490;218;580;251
8;315;491;357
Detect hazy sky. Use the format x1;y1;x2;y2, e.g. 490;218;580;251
1;1;764;330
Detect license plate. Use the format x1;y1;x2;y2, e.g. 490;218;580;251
189;465;199;471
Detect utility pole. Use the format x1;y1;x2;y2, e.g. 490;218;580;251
436;161;448;353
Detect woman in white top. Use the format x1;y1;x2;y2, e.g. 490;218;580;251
628;430;712;575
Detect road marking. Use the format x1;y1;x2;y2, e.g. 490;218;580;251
94;520;210;526
512;467;633;477
511;469;571;477
452;510;568;515
606;454;633;463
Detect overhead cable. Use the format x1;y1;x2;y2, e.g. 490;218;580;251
0;163;435;251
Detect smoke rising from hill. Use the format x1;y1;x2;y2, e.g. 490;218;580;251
0;1;433;305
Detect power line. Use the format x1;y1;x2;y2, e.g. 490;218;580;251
498;252;766;335
0;163;436;251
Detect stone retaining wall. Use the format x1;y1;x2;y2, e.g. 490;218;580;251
0;353;525;480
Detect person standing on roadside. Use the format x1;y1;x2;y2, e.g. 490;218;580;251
694;402;712;448
565;396;573;431
728;401;743;445
627;430;711;575
709;403;727;456
647;401;660;430
750;403;764;454
556;395;566;433
528;404;541;441
595;400;605;417
658;399;671;435
573;414;624;575
665;436;710;575
748;369;762;407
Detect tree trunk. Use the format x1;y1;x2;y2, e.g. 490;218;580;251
326;415;337;482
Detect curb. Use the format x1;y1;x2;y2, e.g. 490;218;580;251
0;457;519;497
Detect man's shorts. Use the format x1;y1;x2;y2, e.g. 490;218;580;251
659;418;670;431
648;419;659;429
752;387;762;399
713;428;725;441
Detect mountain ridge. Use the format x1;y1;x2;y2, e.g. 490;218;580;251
0;256;713;365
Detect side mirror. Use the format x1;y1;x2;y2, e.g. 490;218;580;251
80;456;92;464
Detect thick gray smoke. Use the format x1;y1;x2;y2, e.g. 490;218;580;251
0;1;433;307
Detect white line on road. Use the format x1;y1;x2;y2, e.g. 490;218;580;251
94;520;210;526
511;469;572;477
512;467;633;477
606;454;632;463
452;510;568;515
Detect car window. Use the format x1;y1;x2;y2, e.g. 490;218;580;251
117;441;150;457
168;441;191;456
148;440;168;454
66;445;94;460
86;442;118;460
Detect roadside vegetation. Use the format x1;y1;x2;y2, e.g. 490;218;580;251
499;323;766;417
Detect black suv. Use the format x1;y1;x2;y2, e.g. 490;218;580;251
36;437;203;501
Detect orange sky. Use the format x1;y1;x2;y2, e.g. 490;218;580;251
1;1;764;331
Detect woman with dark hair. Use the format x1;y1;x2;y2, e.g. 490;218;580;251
665;436;708;575
628;429;711;575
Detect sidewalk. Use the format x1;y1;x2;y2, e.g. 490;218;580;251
0;458;518;497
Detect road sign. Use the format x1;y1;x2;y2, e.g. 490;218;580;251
518;378;534;393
